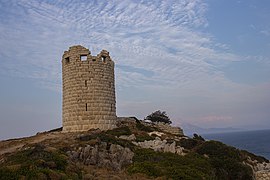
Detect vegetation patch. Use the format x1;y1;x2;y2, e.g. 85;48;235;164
240;149;269;163
195;141;253;179
106;126;132;136
6;144;67;170
177;138;203;150
195;141;242;160
128;148;213;179
78;131;135;150
135;123;158;132
128;140;254;180
0;144;81;179
135;133;155;142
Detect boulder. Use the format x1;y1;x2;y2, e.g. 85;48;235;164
119;134;136;141
168;141;176;153
176;146;184;155
148;131;164;137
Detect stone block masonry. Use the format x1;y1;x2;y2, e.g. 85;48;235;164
256;171;270;180
62;45;116;132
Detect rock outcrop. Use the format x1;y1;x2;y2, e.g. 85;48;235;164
243;156;270;180
132;137;185;155
67;142;134;171
253;162;270;180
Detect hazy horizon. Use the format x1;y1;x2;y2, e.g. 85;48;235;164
0;0;270;140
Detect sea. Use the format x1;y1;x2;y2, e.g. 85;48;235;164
202;129;270;160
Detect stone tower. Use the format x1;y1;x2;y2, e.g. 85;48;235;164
62;45;117;132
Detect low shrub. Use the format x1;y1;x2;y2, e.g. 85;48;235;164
0;168;19;180
135;134;155;142
7;144;67;171
195;141;242;160
240;149;269;163
135;123;158;132
106;126;132;136
193;133;205;141
195;141;253;179
177;138;202;150
128;148;213;179
0;144;82;179
128;141;254;179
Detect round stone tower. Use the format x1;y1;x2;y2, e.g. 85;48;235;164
62;45;116;132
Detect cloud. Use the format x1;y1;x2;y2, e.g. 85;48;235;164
1;0;270;129
260;30;270;36
0;0;238;91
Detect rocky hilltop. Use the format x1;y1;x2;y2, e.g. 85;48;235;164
0;118;269;180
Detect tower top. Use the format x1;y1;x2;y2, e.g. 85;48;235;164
62;45;113;64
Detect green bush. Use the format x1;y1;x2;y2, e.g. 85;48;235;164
106;126;132;136
145;110;172;124
195;141;242;161
0;168;19;180
128;148;213;179
136;123;158;132
135;134;155;142
7;144;67;171
177;138;202;150
195;141;253;179
208;157;253;180
0;144;80;179
240;149;269;163
193;133;205;141
128;141;254;180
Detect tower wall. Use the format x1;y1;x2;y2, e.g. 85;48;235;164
62;45;116;132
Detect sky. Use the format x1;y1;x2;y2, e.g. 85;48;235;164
0;0;270;140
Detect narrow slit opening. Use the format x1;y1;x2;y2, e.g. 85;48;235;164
65;57;70;64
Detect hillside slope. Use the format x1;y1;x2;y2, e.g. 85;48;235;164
0;119;269;180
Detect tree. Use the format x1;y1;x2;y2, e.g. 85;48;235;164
193;133;205;141
145;110;172;124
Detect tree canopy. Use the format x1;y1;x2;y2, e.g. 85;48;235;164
145;110;172;124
